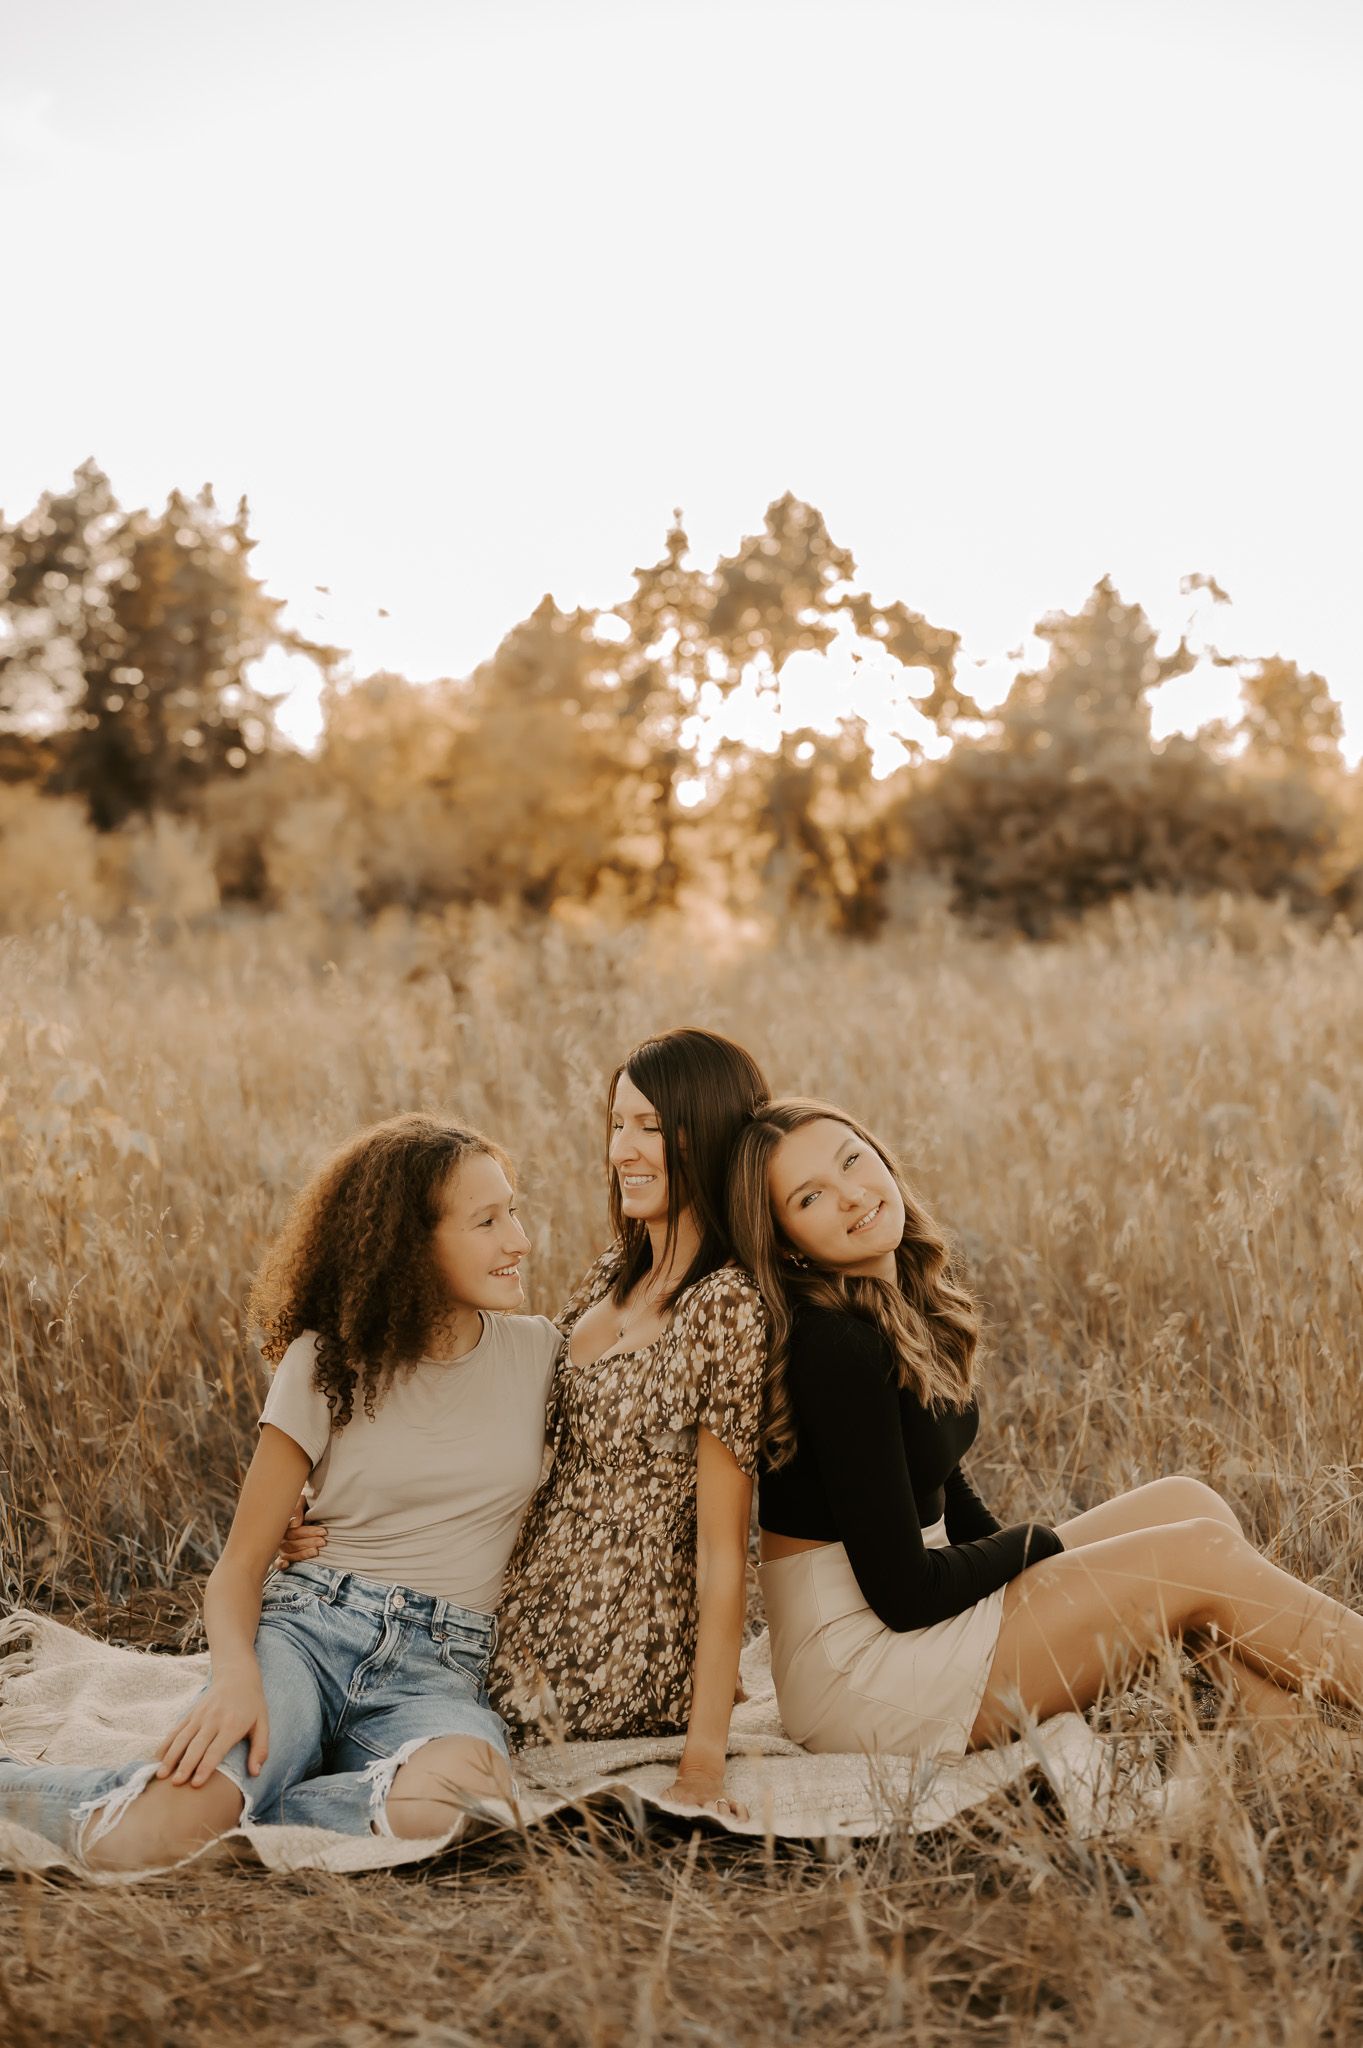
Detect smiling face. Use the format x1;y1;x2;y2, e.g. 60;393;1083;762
768;1117;906;1280
429;1148;531;1311
608;1070;670;1225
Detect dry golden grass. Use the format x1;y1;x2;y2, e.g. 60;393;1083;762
3;894;1363;2045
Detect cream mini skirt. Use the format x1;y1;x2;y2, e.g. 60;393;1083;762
758;1516;1007;1759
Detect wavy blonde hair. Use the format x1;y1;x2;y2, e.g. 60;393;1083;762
726;1099;979;1469
249;1113;512;1429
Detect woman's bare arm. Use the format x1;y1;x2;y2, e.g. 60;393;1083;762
663;1426;752;1811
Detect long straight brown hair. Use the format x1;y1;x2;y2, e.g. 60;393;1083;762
606;1028;770;1310
726;1098;980;1469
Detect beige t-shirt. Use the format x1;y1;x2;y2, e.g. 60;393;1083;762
259;1314;562;1612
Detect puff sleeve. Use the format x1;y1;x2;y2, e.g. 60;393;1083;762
664;1266;767;1476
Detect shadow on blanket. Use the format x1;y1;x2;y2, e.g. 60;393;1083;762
0;1610;1189;1882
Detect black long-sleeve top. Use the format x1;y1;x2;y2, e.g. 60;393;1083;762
758;1303;1063;1632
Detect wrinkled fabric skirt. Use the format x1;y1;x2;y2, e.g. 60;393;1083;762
758;1517;1007;1760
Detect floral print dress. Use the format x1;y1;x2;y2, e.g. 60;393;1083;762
490;1246;767;1743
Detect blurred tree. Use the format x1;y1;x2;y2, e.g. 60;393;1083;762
1236;655;1343;773
1145;737;1343;912
657;491;963;704
21;475;1342;938
616;497;962;918
0;460;123;733
837;593;968;734
0;732;58;786
310;671;468;911
620;497;862;699
996;575;1194;766
903;579;1229;930
322;670;463;812
452;597;640;911
1;466;336;829
614;516;710;907
755;720;892;936
707;493;857;682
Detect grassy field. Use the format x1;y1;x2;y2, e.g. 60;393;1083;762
3;896;1363;2045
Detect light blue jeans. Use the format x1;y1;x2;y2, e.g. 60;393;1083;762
0;1561;509;1861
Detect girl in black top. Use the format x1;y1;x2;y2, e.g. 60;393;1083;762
728;1098;1363;1760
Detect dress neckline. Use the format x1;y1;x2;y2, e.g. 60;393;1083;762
566;1320;671;1374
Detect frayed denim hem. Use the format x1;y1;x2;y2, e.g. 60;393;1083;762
363;1736;521;1840
71;1760;162;1859
363;1735;439;1838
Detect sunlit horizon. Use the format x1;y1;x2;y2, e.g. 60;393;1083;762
253;591;1306;778
3;0;1359;763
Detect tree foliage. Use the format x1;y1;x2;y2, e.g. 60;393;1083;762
0;464;335;829
902;580;1352;930
2;464;1355;934
1238;656;1344;772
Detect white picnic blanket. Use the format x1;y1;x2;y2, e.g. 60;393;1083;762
0;1610;1172;1882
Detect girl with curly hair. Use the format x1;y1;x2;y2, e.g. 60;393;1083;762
1;1114;562;1872
285;1027;772;1815
727;1098;1363;1763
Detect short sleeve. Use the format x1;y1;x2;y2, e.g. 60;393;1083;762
521;1313;564;1420
664;1267;767;1476
554;1243;625;1338
259;1331;333;1467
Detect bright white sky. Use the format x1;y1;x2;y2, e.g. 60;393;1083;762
2;0;1359;766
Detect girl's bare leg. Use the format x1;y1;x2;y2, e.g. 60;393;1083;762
1050;1476;1309;1739
383;1737;515;1840
1054;1474;1241;1550
969;1517;1363;1751
83;1773;244;1873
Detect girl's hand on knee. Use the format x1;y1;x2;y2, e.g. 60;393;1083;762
157;1672;270;1787
276;1498;329;1567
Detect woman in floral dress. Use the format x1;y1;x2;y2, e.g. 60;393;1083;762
493;1243;764;1759
286;1027;770;1814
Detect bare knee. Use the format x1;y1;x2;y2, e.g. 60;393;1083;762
383;1738;512;1841
1146;1515;1249;1627
1155;1475;1241;1534
1163;1513;1244;1557
84;1772;243;1873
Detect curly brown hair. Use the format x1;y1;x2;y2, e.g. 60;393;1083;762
248;1113;513;1429
725;1098;980;1470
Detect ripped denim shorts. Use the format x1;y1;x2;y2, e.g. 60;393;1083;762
213;1559;509;1833
0;1560;509;1859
